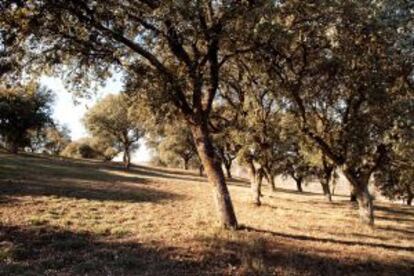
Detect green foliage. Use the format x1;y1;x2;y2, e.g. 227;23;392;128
84;93;145;167
0;83;54;153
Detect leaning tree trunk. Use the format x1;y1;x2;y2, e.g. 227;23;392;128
191;124;237;229
344;170;374;226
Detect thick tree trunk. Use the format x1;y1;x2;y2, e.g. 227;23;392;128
191;124;237;229
343;170;374;225
356;187;374;226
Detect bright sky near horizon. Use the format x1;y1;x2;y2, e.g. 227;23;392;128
40;75;151;163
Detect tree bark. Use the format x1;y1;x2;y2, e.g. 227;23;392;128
123;146;131;170
321;181;332;202
191;124;238;229
296;177;303;193
350;187;357;202
252;170;263;206
224;162;232;179
405;184;413;206
270;175;276;192
183;158;189;170
199;165;204;176
343;169;374;225
263;167;276;192
7;142;18;154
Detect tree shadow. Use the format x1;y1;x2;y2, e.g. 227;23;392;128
0;224;201;275
0;154;182;204
240;226;414;252
0;178;181;204
376;205;414;217
197;232;413;276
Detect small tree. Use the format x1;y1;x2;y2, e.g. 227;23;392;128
0;83;53;153
84;94;145;169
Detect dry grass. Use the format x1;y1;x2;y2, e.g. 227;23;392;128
0;153;413;275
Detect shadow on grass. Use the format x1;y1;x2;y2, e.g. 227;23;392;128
0;154;182;204
240;226;414;252
0;179;180;204
198;233;413;276
0;224;201;275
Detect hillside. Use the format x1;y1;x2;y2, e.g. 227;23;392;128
0;153;413;275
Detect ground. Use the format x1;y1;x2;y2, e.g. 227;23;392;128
0;153;413;275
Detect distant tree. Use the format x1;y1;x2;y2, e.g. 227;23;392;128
159;124;197;170
84;94;145;169
44;125;71;155
375;101;414;205
0;83;53;153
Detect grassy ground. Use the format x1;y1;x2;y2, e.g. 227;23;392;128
0;153;413;275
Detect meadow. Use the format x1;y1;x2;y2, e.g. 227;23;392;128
0;153;413;275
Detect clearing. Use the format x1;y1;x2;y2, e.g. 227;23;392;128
0;153;413;275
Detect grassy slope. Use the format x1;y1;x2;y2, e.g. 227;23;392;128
0;153;413;275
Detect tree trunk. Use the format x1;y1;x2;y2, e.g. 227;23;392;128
191;124;237;229
183;158;189;170
321;181;332;202
252;169;263;206
270;175;276;192
356;186;374;226
350;187;357;202
123;147;131;170
405;184;413;206
224;163;232;179
296;177;303;193
343;170;374;226
263;167;276;192
199;165;204;176
7;142;18;154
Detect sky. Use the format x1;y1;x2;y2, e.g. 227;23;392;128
40;75;151;163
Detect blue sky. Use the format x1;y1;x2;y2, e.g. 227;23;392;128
40;75;151;163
